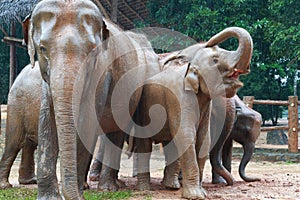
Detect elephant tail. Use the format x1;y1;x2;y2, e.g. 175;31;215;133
239;142;261;182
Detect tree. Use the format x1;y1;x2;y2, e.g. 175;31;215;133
146;0;300;124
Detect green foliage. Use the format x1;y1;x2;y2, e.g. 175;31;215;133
146;0;300;124
0;188;132;200
0;22;29;104
0;188;37;200
0;31;9;104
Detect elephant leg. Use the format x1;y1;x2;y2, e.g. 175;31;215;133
98;131;125;191
18;138;37;185
136;138;152;191
89;136;104;181
161;141;180;189
0;124;24;189
195;127;209;198
179;144;206;200
239;142;260;182
197;156;208;197
77;133;97;193
222;138;233;173
37;82;61;200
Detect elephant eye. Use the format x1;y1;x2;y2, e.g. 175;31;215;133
39;45;47;54
213;58;218;64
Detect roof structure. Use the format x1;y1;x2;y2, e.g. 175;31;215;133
0;0;39;26
96;0;157;30
0;0;157;30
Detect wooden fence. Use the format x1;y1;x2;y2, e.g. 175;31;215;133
243;96;299;153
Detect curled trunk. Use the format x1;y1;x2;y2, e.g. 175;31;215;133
239;142;261;182
205;27;253;74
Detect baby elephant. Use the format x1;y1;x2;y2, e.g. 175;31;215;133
211;95;262;184
0;63;41;189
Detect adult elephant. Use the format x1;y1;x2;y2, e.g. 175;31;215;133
134;27;253;199
211;95;262;184
24;0;160;199
0;63;41;189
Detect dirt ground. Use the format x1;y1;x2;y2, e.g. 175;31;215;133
1;105;300;199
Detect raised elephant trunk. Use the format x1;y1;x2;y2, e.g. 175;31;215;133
205;27;253;74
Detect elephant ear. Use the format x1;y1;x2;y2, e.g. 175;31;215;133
22;15;35;68
184;63;199;94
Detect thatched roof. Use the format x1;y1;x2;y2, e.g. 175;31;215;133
97;0;154;30
0;0;39;25
0;0;158;30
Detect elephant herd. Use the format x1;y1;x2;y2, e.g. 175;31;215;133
0;0;262;199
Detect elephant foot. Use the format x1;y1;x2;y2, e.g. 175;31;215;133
19;176;37;185
182;186;207;200
161;175;180;189
212;176;227;184
89;160;102;181
37;194;63;200
0;181;12;189
98;179;119;192
137;172;151;191
83;182;90;190
116;179;126;188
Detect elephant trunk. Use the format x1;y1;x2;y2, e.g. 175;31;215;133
205;27;253;74
50;61;82;199
209;148;234;185
239;142;261;182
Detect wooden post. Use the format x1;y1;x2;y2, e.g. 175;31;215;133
9;21;16;89
243;96;254;108
288;96;299;153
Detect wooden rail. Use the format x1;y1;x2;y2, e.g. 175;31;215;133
243;96;299;153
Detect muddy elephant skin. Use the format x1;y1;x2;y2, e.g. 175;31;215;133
0;63;41;189
24;0;160;199
210;95;262;185
134;27;253;200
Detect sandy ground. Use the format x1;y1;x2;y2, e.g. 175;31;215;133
1;105;300;199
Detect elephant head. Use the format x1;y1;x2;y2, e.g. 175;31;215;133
23;0;103;198
182;27;253;98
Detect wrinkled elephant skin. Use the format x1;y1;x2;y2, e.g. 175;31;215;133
0;63;41;189
135;27;253;199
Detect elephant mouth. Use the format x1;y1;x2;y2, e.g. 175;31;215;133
226;68;242;79
223;69;244;89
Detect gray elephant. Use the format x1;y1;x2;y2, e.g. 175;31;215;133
0;63;41;189
211;95;262;184
133;27;253;199
23;0;160;199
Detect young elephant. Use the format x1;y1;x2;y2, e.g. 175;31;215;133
134;27;253;199
210;95;262;185
0;63;41;189
217;95;262;183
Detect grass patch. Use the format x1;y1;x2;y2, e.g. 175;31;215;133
0;188;132;200
0;188;37;200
